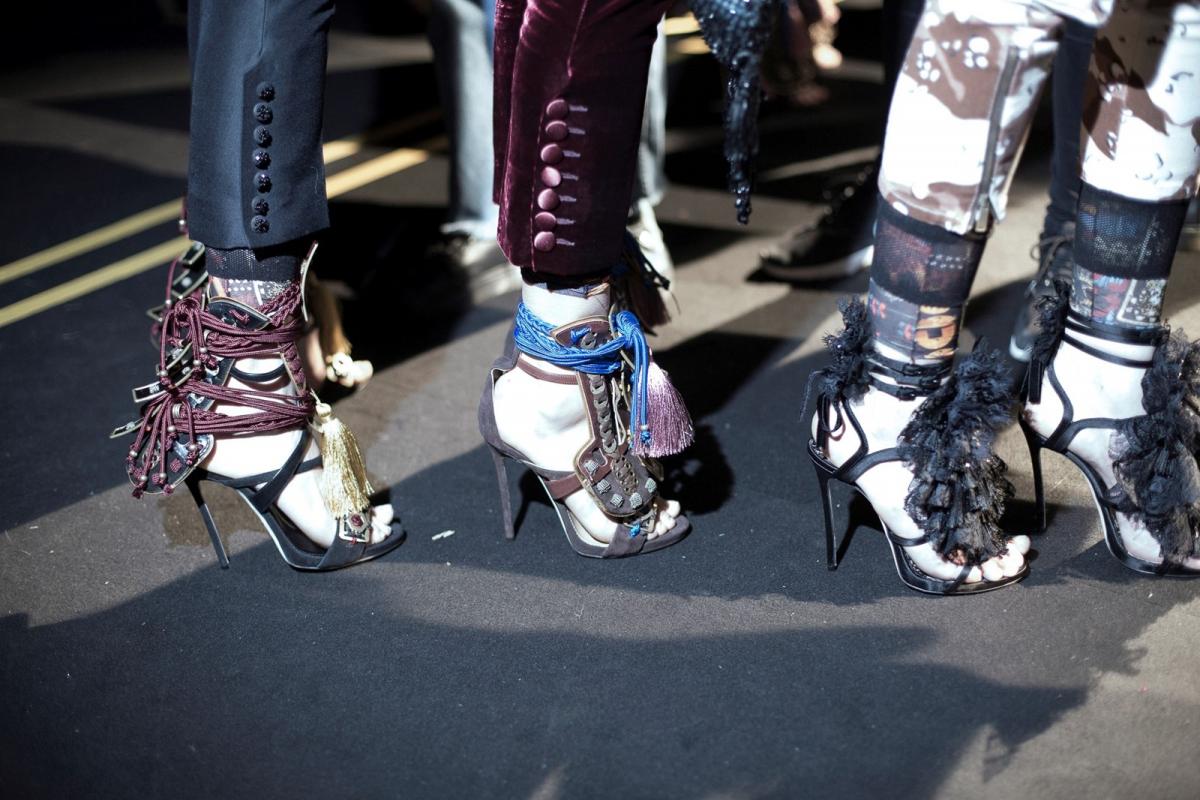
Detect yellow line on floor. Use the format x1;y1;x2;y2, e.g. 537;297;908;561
325;147;429;197
0;145;433;329
0;110;443;288
662;14;699;36
0;238;187;328
0;200;182;288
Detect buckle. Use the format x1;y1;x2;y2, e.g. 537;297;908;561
338;510;371;543
110;419;142;439
180;240;205;267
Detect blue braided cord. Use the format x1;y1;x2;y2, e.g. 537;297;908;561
512;303;653;446
628;521;641;539
615;311;652;446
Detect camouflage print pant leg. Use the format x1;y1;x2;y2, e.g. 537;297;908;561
879;0;1197;235
879;0;1066;234
1082;2;1200;201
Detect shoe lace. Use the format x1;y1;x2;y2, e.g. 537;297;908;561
1028;233;1073;287
817;167;876;230
125;257;313;497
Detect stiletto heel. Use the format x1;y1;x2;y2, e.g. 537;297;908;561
186;476;229;569
807;299;1029;596
1023;286;1200;578
811;456;839;570
1020;420;1047;533
490;447;516;540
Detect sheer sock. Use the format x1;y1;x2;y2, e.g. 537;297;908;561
207;242;305;309
1070;182;1190;329
867;201;986;361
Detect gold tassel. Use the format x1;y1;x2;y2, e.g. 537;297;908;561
314;399;374;517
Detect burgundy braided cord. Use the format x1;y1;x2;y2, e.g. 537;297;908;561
125;257;314;497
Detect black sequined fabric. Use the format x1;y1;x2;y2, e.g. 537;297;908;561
688;0;779;223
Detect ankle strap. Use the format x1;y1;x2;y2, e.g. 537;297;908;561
1062;310;1161;369
865;350;951;400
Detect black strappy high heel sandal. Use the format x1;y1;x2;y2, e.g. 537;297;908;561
807;299;1029;595
114;261;403;571
478;306;691;559
1021;285;1200;577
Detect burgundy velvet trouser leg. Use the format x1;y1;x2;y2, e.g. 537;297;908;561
493;0;672;277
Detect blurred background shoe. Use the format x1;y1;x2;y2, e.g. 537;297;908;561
426;231;521;302
627;197;675;286
1008;223;1075;362
301;272;374;392
760;165;877;281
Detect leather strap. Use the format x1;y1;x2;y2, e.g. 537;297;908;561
1061;330;1155;369
249;429;312;513
515;355;578;384
839;446;902;484
230;363;290;383
865;350;950;400
1065;310;1164;346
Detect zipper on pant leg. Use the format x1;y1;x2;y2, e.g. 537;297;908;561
973;45;1020;234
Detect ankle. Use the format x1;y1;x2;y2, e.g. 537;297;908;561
521;276;610;324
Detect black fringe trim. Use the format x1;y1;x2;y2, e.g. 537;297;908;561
1028;280;1071;376
1112;330;1200;564
897;345;1016;563
818;297;872;404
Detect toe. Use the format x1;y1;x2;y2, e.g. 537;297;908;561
980;558;1004;582
997;547;1025;576
964;565;984;584
1008;534;1031;555
369;505;394;543
372;504;395;526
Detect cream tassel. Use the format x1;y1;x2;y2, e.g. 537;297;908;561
314;399;374;516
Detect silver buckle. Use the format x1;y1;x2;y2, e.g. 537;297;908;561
338;510;371;543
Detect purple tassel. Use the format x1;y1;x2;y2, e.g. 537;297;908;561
634;361;694;458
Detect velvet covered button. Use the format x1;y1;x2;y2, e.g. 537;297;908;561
534;211;557;231
540;167;562;187
533;232;556;252
545;99;569;119
536;189;560;210
545;121;568;141
251;215;270;233
540;143;563;164
254;103;273;124
253;150;271;168
255;173;272;192
256;82;275;101
253;198;269;214
254;126;272;146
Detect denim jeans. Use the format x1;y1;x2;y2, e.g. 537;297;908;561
429;0;499;240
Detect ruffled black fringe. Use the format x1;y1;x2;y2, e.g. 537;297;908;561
817;297;872;404
689;0;777;224
897;346;1015;563
1032;281;1071;364
1112;330;1200;564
